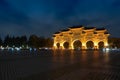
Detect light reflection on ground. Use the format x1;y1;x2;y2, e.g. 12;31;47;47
0;50;120;80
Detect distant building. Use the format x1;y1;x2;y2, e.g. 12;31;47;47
53;25;110;49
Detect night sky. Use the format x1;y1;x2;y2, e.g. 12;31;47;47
0;0;120;38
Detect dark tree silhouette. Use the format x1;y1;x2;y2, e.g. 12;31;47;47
45;38;53;47
108;37;120;48
3;35;10;47
38;37;46;48
1;35;120;49
0;37;2;46
28;35;39;48
20;36;27;48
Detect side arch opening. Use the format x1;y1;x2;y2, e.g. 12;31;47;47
98;41;104;49
63;42;69;49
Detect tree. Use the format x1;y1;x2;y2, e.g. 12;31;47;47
20;35;27;47
0;37;3;46
14;36;21;47
3;35;10;47
108;37;120;48
38;37;46;47
28;35;39;48
45;38;53;47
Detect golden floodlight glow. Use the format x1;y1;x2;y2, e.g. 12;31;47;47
53;26;110;50
105;43;109;47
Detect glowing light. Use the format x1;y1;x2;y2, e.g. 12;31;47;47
71;45;74;49
105;43;108;46
0;46;5;50
6;45;9;49
15;47;20;51
106;48;110;51
29;48;32;51
54;43;56;46
34;48;37;51
60;43;63;46
82;43;85;46
45;48;48;50
11;48;14;51
20;47;22;49
103;48;110;52
26;45;29;49
94;42;98;46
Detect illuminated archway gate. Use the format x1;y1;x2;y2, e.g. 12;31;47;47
53;26;110;49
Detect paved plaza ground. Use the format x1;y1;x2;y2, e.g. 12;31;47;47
0;50;120;80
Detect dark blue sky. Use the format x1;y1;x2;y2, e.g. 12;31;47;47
0;0;120;38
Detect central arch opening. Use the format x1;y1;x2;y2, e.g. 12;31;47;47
98;41;104;49
73;40;82;50
86;41;94;49
63;42;69;49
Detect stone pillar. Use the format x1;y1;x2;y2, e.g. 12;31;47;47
82;42;86;50
94;43;98;50
69;46;73;49
94;46;98;50
59;46;63;49
53;43;57;49
104;40;109;48
82;46;85;49
69;42;74;49
53;46;56;49
60;43;64;49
